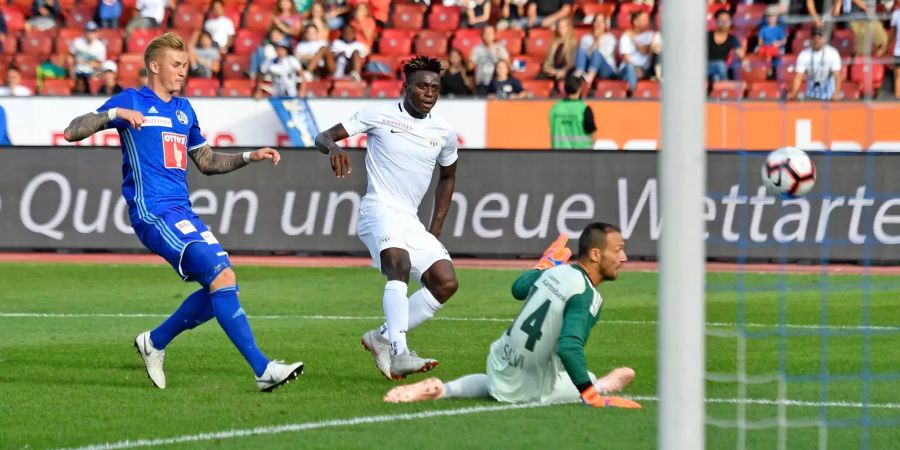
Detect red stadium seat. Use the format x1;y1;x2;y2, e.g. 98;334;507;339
172;4;204;30
792;29;812;54
244;4;274;33
392;4;426;31
368;79;402;98
415;31;449;57
511;56;541;80
740;56;770;83
710;80;747;99
776;54;798;83
184;0;212;10
521;79;553;98
498;29;524;56
2;30;18;57
56;28;82;55
222;54;251;79
219;7;243;30
220;79;253;97
331;80;367;97
378;34;413;56
850;59;885;96
733;4;766;32
20;31;53;57
382;29;414;41
304;79;331;97
185;78;220;97
747;81;781;100
525;27;553;60
233;30;264;56
12;54;43;79
831;28;855;57
452;29;482;59
97;29;125;59
127;29;162;54
428;5;460;32
117;53;145;83
840;80;860;100
616;2;649;31
65;6;96;30
580;3;615;22
632;80;660;99
364;54;400;79
0;6;26;32
593;80;628;99
39;78;72;96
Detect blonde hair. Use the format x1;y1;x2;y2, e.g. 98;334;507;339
144;33;187;67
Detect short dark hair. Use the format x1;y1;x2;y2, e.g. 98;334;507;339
403;55;443;81
714;9;730;20
630;10;647;25
578;222;622;258
564;74;581;95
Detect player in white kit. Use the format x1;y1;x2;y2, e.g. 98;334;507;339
315;56;460;380
384;224;641;409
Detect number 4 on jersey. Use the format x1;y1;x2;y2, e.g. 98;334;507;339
507;299;551;352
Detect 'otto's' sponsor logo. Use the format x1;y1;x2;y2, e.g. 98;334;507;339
162;132;188;170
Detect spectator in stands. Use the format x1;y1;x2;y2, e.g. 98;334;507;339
190;31;221;78
72;74;92;96
324;0;350;31
542;19;577;89
0;68;34;96
0;104;10;145
330;25;367;80
441;48;474;97
619;10;661;92
833;0;887;57
261;38;304;97
756;6;786;70
497;0;528;30
790;26;843;101
96;60;123;95
470;25;510;95
138;67;148;86
573;15;618;87
251;28;286;81
205;0;236;54
805;0;827;27
350;3;377;50
70;22;108;80
0;10;7;55
98;0;124;29
550;75;595;149
306;3;332;41
525;0;573;29
273;0;304;38
26;0;62;32
892;6;900;99
463;0;492;29
488;59;526;99
362;0;390;27
295;24;335;80
707;10;745;85
127;0;173;35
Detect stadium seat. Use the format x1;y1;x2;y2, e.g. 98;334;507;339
304;79;331;98
364;54;400;79
220;7;243;30
593;80;628;99
525;28;553;60
850;59;885;96
521;79;553;98
428;5;461;32
451;29;482;59
368;79;402;98
117;53;145;83
20;31;54;57
172;4;204;30
776;54;798;83
331;80;367;97
65;5;96;30
223;0;247;8
222;54;251;79
710;80;747;100
746;81;781;100
391;4;426;31
415;31;449;57
97;29;125;59
0;6;26;32
220;79;254;97
127;29;162;54
378;34;413;56
11;54;42;79
792;29;812;54
632;80;660;99
186;78;220;97
252;0;278;6
244;4;274;33
233;30;264;56
184;0;213;9
497;29;524;56
615;2;649;31
840;80;860;100
831;28;855;57
39;78;72;96
740;56;770;84
580;3;615;23
511;56;542;80
55;28;82;55
1;30;18;57
733;4;766;32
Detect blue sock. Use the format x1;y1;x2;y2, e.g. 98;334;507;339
150;288;214;350
210;286;269;377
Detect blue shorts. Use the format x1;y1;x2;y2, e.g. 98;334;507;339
132;207;231;286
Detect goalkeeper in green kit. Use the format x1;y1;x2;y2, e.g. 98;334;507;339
385;223;641;409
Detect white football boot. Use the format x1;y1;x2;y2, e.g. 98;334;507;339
134;331;166;389
360;329;392;380
389;351;439;380
256;360;305;392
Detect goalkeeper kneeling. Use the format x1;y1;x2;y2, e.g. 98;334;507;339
385;224;641;409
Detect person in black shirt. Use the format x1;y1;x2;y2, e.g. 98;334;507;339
526;0;572;29
488;60;525;99
96;61;123;96
707;10;744;86
441;49;473;97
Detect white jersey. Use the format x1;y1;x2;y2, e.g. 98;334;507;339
341;102;458;214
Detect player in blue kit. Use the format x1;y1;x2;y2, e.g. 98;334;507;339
63;33;304;392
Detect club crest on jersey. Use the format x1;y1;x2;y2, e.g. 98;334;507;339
162;132;188;170
425;132;441;148
175;110;188;125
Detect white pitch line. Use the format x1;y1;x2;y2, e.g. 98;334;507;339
2;312;899;332
58;395;900;450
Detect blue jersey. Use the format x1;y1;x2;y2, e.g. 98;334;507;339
96;86;207;222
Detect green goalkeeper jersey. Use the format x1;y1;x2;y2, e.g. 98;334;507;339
486;265;603;403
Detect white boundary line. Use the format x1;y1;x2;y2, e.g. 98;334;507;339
58;395;900;450
2;312;899;332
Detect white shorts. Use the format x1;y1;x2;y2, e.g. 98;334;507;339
356;200;451;281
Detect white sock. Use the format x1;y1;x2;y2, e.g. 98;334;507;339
383;280;409;355
444;374;490;399
380;288;442;340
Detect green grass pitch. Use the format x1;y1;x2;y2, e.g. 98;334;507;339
1;263;899;449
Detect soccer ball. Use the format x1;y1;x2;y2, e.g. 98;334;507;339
761;147;816;198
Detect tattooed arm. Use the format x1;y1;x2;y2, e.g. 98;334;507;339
64;108;145;142
189;144;281;175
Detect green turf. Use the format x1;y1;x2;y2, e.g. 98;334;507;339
1;263;899;449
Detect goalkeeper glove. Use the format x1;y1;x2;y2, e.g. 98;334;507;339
579;385;642;409
534;233;572;270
